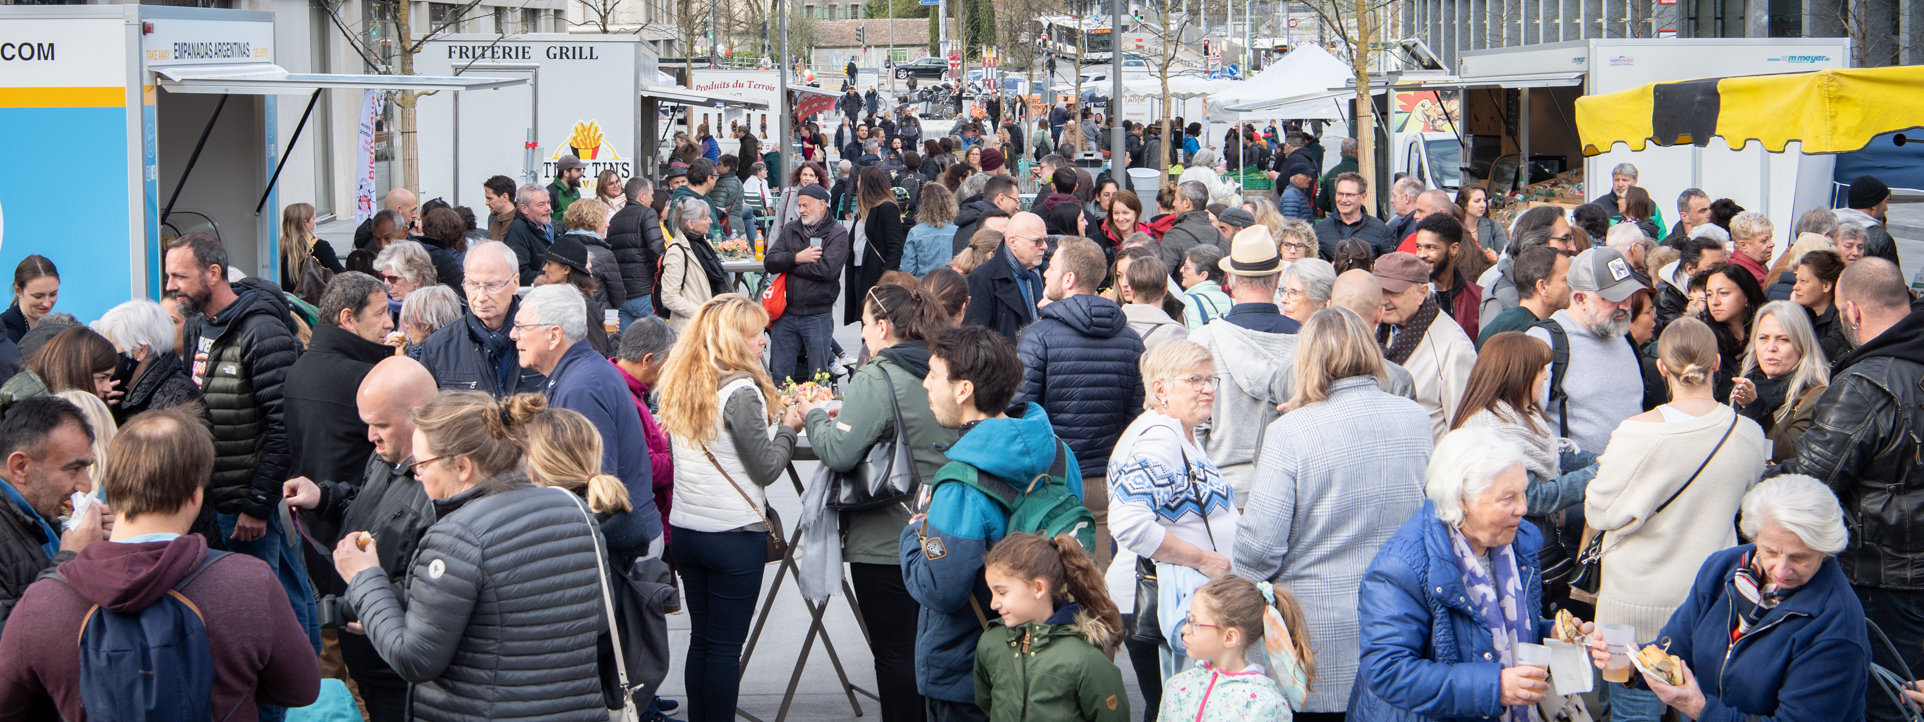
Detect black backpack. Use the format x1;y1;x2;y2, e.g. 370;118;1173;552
1534;318;1573;438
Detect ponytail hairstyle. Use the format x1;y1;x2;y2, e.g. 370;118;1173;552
919;267;968;324
1194;574;1318;689
1656;316;1720;388
518;393;634;514
863;282;949;343
411;390;531;485
981;533;1122;655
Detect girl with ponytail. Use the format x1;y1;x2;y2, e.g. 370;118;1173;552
518;393;651;555
795;280;959;722
1584;315;1767;715
974;533;1131;722
1158;574;1315;722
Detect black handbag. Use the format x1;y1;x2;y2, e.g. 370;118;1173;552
1570;415;1737;599
826;368;923;510
1128;556;1164;645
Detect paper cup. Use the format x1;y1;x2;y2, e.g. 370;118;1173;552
1516;642;1552;669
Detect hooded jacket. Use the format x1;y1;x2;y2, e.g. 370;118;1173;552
0;535;321;719
805;343;957;564
607;200;667;301
544;340;663;547
1779;310;1924;589
973;603;1129;722
1189;320;1298;500
615;361;674;544
1121;303;1188;350
1014;294;1146;482
345;475;607;722
502;211;553;286
1349;501;1551;722
187;276;302;519
1639;545;1869;722
1157;210;1222;280
901;404;1081;703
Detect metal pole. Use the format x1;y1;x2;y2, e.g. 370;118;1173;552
1111;0;1123;183
255;88;324;215
778;0;789;191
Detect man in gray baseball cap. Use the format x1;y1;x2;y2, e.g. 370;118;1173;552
1527;246;1647;452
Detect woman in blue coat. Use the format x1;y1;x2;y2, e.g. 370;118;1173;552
1350;426;1560;721
1585;474;1870;722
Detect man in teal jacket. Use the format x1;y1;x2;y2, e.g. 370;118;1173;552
903;325;1081;722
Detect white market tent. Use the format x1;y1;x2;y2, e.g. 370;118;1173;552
1211;44;1354;122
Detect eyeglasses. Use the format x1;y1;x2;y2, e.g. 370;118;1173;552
1280;287;1305;300
1007;234;1047;247
1334;191;1364;199
415;455;446;470
381;274;406;285
1171;375;1218;390
1181;613;1222;634
511;322;558;337
464;279;514;294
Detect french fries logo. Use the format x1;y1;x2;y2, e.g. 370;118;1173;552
568;121;607;160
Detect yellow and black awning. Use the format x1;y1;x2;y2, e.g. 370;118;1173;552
1575;65;1924;156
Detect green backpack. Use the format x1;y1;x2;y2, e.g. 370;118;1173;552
928;439;1096;555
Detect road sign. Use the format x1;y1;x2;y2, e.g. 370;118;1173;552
919;0;939;4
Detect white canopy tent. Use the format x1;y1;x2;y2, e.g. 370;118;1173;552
1210;45;1354;122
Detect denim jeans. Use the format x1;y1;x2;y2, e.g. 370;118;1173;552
617;294;655;333
740;207;761;243
768;311;833;386
219;510;321;722
670;527;767;722
1604;680;1664;722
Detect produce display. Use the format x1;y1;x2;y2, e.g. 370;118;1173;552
1490;168;1586;228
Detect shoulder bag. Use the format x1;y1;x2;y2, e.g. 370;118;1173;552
701;444;789;563
1569;414;1738;602
826;367;922;510
553;487;640;720
1129;447;1215;646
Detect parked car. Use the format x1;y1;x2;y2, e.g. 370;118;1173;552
895;56;949;79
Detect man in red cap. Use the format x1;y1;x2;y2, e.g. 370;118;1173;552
1372;251;1476;440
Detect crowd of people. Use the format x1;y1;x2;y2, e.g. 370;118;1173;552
0;87;1918;722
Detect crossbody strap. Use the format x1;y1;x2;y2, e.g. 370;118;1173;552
700;444;779;533
550;488;633;699
1594;413;1739;559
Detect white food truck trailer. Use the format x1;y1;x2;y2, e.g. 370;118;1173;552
0;5;523;320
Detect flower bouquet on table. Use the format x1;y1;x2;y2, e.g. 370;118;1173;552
716;238;754;261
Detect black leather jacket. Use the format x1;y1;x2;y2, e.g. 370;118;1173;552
1779;310;1924;590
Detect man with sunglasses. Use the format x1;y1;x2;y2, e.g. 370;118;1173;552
417;241;546;396
963;211;1051;340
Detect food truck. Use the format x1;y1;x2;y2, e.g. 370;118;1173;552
0;4;522;319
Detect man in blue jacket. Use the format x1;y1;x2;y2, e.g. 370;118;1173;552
904;325;1081;722
511;284;663;555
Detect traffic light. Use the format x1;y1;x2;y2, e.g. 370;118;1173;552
857;25;866;45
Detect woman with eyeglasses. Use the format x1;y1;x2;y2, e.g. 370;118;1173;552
1107;340;1242;678
1234;307;1435;719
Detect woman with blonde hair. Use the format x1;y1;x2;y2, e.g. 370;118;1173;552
596;169;627;216
1243;196;1287;243
1234;307;1433;718
1585;317;1766;720
280;202;342;302
1730;301;1830;462
656;294;803;722
518;393;650;555
950;228;1003;275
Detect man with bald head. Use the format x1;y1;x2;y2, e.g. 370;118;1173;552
1393;189;1454;254
964;211;1052;340
282;356;439;722
417;241;545;395
1777;257;1924;721
355;188;419;251
1328;270;1417;399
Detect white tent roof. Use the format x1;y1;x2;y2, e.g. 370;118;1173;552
1120;73;1234;101
1209;45;1354;121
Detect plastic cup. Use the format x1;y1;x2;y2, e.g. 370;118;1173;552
1516;642;1552;670
1599;624;1635;683
604;309;621;334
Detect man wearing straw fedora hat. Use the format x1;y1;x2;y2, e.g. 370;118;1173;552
1190;225;1302;503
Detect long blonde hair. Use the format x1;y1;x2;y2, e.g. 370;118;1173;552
519;395;634;514
280;203;318;281
1289;306;1388;410
1739;301;1830;423
657;294;777;442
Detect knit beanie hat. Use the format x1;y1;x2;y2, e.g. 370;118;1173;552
1849;174;1890;209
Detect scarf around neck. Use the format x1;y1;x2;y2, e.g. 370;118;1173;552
1378;294;1441;365
1731;550;1798;641
1460;404;1564;479
1447;524;1535;722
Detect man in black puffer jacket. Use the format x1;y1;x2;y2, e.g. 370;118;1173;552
166;233;316;652
1775;257;1924;722
1011;237;1144;571
607;177;668;329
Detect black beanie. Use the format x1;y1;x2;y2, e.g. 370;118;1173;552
1849;174;1890;209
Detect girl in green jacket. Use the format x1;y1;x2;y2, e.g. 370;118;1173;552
974;533;1130;722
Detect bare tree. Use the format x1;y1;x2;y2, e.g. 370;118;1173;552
318;0;497;195
1137;0;1205;170
1293;0;1398;211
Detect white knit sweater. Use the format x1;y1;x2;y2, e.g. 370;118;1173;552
1585;404;1765;642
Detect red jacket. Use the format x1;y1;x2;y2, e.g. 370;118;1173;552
615;359;675;543
1730;248;1770;285
1444;269;1484;339
0;535;320;721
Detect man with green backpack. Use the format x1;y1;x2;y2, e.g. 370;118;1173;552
903;325;1094;722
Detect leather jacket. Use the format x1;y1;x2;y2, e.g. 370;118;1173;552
1779;310;1924;590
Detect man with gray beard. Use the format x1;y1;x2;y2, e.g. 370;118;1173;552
1527;247;1645;454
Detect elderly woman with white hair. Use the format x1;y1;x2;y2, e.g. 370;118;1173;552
1278;257;1336;326
657;196;729;333
1179;148;1239;207
1350;426;1566;721
1585;474;1869;722
396;285;464;361
90;298;203;423
373;239;438;320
